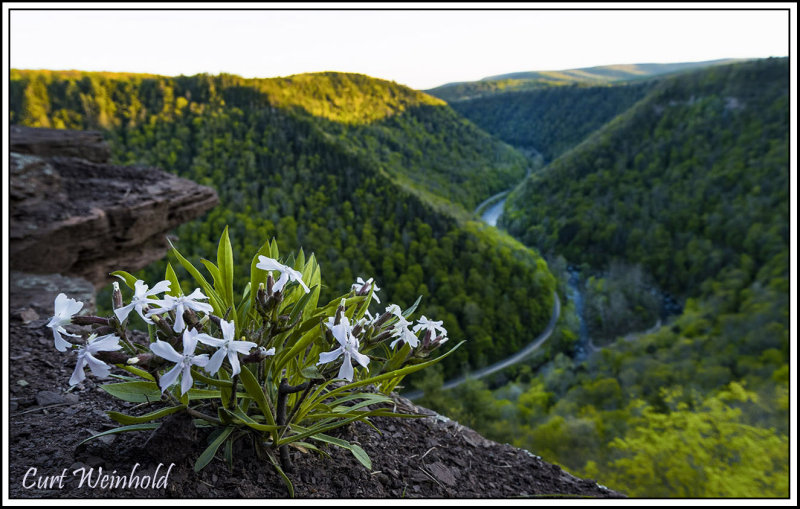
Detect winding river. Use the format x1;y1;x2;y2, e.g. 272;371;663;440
403;163;675;400
403;189;563;400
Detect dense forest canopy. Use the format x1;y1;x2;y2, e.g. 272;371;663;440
10;69;555;380
418;57;789;498
443;83;653;162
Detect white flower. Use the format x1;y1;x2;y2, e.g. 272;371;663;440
385;304;403;318
413;315;448;338
196;319;265;376
150;328;210;395
356;309;375;329
48;293;83;352
114;279;171;324
317;316;370;382
256;256;310;293
69;333;123;385
352;277;381;304
147;288;214;332
389;315;420;349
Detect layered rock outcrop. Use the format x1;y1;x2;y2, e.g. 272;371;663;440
9;126;218;290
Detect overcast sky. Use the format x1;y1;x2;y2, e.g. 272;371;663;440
6;5;792;90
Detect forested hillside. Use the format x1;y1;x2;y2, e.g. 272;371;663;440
502;57;788;296
443;83;652;162
10;69;555;379
418;57;789;497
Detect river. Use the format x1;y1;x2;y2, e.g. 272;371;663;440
402;189;561;400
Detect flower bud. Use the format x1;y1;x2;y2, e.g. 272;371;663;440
112;282;123;310
421;329;433;350
72;316;111;326
334;298;346;326
257;283;268;308
266;274;275;296
373;310;394;329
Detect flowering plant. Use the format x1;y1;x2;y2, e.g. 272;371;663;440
49;227;458;495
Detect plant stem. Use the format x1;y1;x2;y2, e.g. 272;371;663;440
228;374;239;409
275;377;313;473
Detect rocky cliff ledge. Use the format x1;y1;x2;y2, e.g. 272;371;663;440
10;126;218;289
8;313;622;499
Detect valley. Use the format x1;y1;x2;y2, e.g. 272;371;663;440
9;56;789;498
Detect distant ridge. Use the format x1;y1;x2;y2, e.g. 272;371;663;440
481;58;744;82
427;58;747;102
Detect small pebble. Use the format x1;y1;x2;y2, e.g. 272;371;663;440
36;390;65;407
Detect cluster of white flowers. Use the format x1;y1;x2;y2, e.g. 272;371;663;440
48;267;448;390
312;280;449;382
48;281;273;395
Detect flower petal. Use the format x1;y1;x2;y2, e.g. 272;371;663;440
186;299;214;314
317;347;344;365
196;333;224;348
351;350;371;369
159;363;182;393
172;303;186;332
232;340;257;354
150;340;183;363
52;328;72;353
180;365;194;395
113;302;136;323
256;256;284;272
88;333;122;351
192;354;209;368
273;272;290;293
227;350;242;376
204;349;226;376
182;328;199;354
60;294;84;318
147;280;172;296
338;356;354;382
220;319;236;342
85;352;112;379
69;353;87;385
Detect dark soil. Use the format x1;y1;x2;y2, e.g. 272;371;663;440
7;310;623;499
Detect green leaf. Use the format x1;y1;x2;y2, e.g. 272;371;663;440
217;225;235;309
111;270;138;290
264;447;294;498
101;381;162;403
288;284;319;328
188;388;246;400
275;321;324;372
300;366;324;380
106;405;185;425
168;240;225;315
313;341;466;405
195;427;234;472
277;412;370;446
191;368;234;388
239;365;276;426
200;258;222;291
164;262;182;297
217;367;232;408
310;433;372;470
116;364;156;382
78;423;160;446
221;408;279;432
403;295;423;318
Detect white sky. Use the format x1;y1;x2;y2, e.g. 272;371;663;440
6;3;792;90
